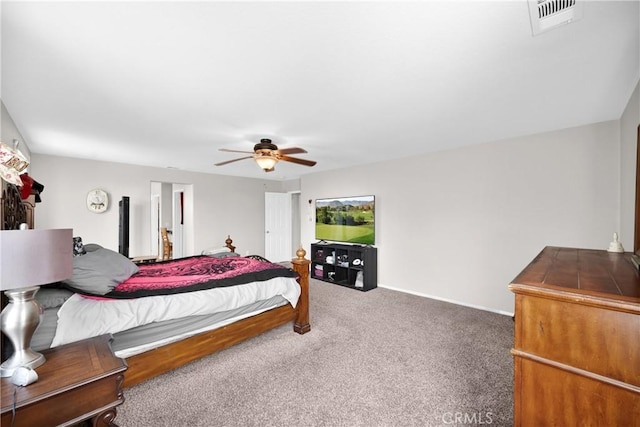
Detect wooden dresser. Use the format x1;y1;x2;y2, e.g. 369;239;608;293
509;246;640;426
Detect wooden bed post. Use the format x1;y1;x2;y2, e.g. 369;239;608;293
291;247;311;334
225;235;236;253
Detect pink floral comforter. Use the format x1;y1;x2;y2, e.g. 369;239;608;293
105;256;297;299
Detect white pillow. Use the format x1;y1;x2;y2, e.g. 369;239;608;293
201;247;231;256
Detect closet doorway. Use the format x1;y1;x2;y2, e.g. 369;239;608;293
150;181;194;259
264;191;300;262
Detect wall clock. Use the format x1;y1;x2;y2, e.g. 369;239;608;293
87;189;109;213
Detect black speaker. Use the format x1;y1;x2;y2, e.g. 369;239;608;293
118;196;130;258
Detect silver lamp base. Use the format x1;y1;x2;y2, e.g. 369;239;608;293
0;287;45;377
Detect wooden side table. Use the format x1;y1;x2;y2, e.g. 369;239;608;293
0;334;127;427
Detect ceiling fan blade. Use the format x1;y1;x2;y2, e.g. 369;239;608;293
214;156;253;166
219;148;255;154
279;155;317;167
276;147;307;155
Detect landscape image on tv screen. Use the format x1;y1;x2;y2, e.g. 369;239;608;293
315;195;375;245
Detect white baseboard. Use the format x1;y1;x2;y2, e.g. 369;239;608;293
377;283;515;317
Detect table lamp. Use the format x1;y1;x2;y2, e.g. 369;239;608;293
0;228;73;377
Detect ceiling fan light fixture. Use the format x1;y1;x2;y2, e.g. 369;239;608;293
255;155;278;171
216;139;315;171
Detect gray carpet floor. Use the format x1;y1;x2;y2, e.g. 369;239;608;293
117;279;514;426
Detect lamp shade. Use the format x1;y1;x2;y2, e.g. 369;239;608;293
255;156;278;170
0;229;73;290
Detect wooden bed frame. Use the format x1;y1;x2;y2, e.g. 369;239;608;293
123;246;310;387
1;183;311;388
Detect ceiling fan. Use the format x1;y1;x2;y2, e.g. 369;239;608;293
215;139;317;172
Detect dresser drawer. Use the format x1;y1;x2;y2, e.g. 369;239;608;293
515;356;640;427
514;293;640;386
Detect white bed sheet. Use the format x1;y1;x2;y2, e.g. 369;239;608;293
114;302;283;358
52;277;300;348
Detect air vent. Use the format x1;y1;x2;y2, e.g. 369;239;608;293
528;0;584;36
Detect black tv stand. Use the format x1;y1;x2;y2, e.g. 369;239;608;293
310;242;377;291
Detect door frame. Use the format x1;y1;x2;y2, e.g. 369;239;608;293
634;125;640;254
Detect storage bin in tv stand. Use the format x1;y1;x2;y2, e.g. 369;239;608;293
310;242;377;291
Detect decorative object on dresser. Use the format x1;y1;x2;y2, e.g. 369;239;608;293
311;242;377;291
607;232;625;253
0;335;127;427
509;246;640;426
0;228;73;377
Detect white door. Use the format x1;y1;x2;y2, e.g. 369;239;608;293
265;192;291;262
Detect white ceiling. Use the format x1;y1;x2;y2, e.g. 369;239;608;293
1;1;638;181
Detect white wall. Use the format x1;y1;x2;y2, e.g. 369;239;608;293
301;120;623;314
1;101;31;160
30;154;285;256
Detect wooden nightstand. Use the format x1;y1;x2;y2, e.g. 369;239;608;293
0;334;127;427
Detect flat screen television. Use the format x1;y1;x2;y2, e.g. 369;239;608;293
315;195;375;245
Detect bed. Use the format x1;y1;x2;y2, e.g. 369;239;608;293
1;184;310;388
31;237;310;387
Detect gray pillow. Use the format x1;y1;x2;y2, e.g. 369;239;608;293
35;288;75;309
62;248;139;295
83;243;103;252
